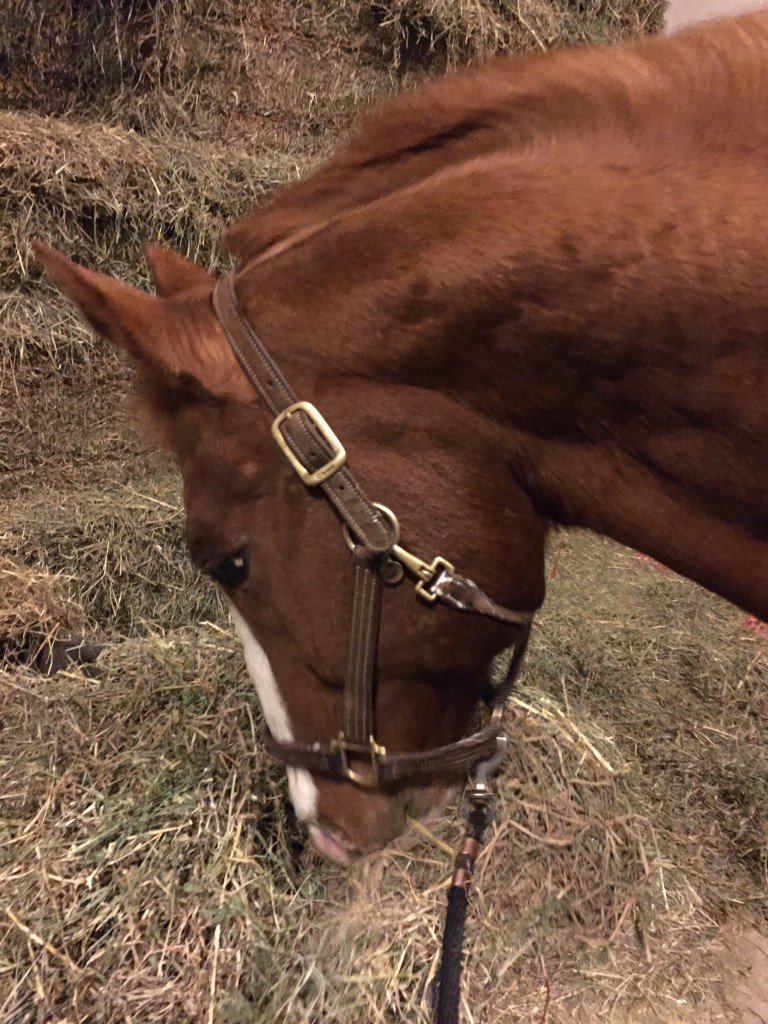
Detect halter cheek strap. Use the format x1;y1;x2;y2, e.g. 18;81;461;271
212;273;538;789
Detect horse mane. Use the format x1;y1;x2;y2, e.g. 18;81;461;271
224;11;768;269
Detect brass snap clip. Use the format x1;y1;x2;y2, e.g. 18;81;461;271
342;503;455;602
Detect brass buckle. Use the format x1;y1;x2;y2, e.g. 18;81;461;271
330;733;387;789
271;401;346;487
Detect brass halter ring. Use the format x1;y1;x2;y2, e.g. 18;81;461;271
342;502;400;551
342;503;456;602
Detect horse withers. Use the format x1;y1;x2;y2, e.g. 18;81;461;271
34;11;768;860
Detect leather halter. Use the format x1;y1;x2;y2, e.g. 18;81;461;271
212;273;538;789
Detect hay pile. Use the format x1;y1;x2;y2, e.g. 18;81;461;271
0;0;382;146
1;0;663;139
0;557;85;669
356;0;661;66
1;536;765;1022
1;110;296;287
0;108;297;387
2;0;766;1021
2;477;223;635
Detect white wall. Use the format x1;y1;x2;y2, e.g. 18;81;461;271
665;0;767;33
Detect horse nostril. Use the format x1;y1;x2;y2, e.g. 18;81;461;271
208;546;249;589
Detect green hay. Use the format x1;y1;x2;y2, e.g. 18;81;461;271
0;536;764;1023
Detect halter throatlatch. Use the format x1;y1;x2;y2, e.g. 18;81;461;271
212;272;538;789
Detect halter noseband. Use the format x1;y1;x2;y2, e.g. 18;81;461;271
212;273;538;790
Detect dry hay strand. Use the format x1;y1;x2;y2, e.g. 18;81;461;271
0;556;85;671
0;534;765;1023
1;471;223;638
352;0;663;68
0;107;298;291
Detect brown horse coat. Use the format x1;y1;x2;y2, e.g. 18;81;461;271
35;11;768;853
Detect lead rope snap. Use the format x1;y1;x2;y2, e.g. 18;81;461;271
433;735;508;1024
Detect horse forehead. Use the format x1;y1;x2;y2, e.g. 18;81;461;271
173;405;271;486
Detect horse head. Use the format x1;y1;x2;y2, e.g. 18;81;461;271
33;239;546;859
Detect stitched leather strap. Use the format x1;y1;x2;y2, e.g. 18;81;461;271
263;724;505;786
213;269;538;789
343;554;383;744
213;274;395;554
431;572;536;627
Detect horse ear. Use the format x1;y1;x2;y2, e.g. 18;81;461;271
32;239;163;360
145;244;213;297
32;240;251;402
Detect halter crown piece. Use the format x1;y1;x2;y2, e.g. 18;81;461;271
212;272;538;790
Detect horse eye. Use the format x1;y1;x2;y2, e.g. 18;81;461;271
209;547;249;589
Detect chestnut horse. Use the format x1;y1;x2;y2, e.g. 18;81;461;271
35;11;768;861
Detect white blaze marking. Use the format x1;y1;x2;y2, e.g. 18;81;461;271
228;604;318;823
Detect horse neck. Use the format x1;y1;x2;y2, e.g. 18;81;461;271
467;184;768;616
475;264;768;614
421;165;768;618
515;428;768;618
238;154;768;617
393;167;768;617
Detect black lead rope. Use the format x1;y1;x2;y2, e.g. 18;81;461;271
434;802;491;1023
432;653;518;1024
